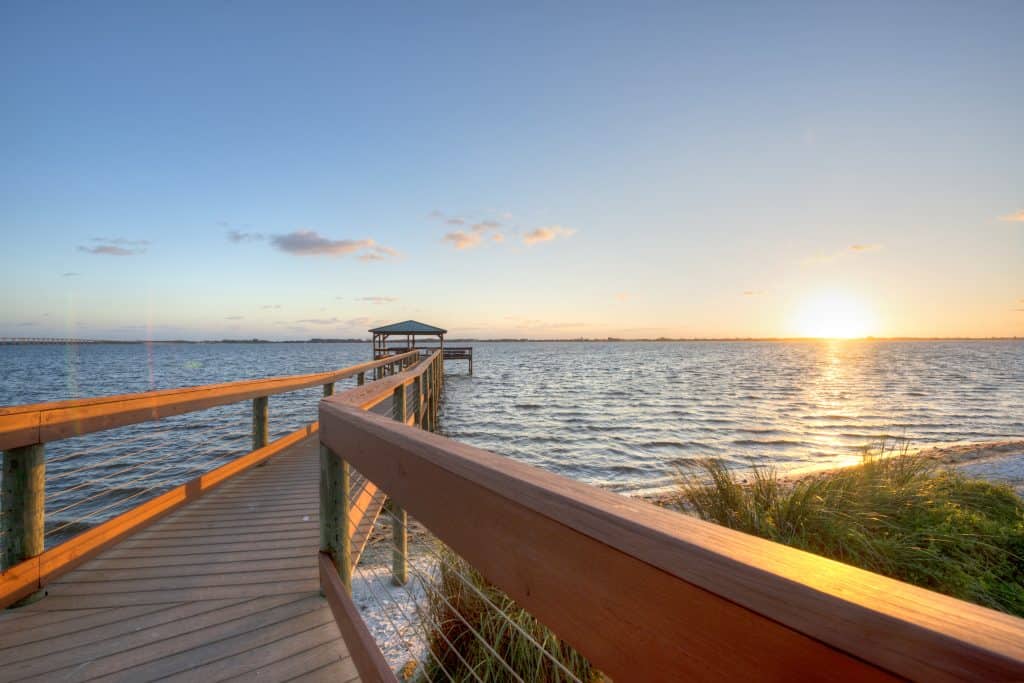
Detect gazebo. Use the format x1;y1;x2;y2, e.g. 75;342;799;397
369;320;447;360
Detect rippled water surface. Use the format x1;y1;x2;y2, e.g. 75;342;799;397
439;340;1023;493
1;340;1022;547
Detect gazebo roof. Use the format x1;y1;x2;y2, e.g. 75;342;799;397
368;320;447;335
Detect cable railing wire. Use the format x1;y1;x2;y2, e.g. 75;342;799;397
345;474;575;683
44;428;254;541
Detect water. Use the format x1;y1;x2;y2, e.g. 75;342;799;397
439;340;1023;493
1;340;1022;546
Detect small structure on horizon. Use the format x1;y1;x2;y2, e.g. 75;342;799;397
369;320;473;374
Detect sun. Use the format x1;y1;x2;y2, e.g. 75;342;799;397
794;291;874;339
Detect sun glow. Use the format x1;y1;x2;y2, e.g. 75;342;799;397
794;291;874;339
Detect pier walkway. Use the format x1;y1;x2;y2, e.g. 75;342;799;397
0;435;355;682
2;345;1024;681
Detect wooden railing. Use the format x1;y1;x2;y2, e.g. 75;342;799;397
318;373;1024;681
0;350;420;608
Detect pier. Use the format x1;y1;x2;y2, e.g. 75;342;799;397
1;344;1023;681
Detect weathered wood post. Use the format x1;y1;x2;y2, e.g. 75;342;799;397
319;444;351;592
357;371;365;386
2;444;46;584
413;375;422;427
252;396;268;450
323;382;333;397
390;384;408;585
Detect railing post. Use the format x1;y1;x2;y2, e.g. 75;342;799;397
252;396;268;451
413;375;422;426
391;503;408;586
357;371;365;386
390;383;409;585
2;444;45;581
323;382;333;397
319;444;351;592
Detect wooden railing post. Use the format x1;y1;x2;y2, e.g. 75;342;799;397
252;396;268;450
319;444;351;592
390;383;409;585
413;376;422;426
391;504;408;586
357;371;365;386
323;382;334;397
1;444;45;578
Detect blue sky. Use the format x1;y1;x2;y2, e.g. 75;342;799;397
2;2;1022;339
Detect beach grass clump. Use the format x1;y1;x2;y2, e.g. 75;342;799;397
675;442;1024;617
413;547;596;682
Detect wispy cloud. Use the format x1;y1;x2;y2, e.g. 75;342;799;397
78;245;137;256
503;316;587;330
261;304;282;310
998;210;1024;222
270;230;397;260
802;243;883;266
78;237;149;256
442;231;483;250
358;296;398;304
523;225;576;246
227;230;265;243
359;245;400;262
225;315;244;320
742;290;766;296
62;272;80;277
296;316;344;325
434;211;506;249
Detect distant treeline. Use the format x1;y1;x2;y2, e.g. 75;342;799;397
3;336;1020;345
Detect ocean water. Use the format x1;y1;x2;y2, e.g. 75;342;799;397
1;340;1022;546
439;340;1024;493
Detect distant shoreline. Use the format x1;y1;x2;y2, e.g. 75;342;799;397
1;336;1021;345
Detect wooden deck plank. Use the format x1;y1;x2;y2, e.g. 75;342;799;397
0;434;362;683
218;642;359;682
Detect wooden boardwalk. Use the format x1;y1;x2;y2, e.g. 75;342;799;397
0;435;359;683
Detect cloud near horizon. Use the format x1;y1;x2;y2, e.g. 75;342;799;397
742;290;766;296
358;296;398;304
442;231;483;249
78;237;149;256
523;225;576;246
998;210;1024;222
802;243;883;265
227;230;265;243
434;211;505;249
270;230;397;260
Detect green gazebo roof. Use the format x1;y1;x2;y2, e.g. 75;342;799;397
368;320;447;335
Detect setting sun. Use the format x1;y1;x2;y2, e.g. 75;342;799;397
794;291;875;339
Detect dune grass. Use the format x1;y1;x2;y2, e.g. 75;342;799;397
412;547;596;682
675;442;1024;616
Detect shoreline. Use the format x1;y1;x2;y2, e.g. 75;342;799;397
642;439;1024;506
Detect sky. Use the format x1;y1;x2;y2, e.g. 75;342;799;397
2;2;1022;340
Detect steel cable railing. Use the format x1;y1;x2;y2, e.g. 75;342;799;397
344;459;588;682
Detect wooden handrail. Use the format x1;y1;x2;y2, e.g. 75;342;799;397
0;351;418;451
317;402;1024;682
0;422;318;608
333;350;442;411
